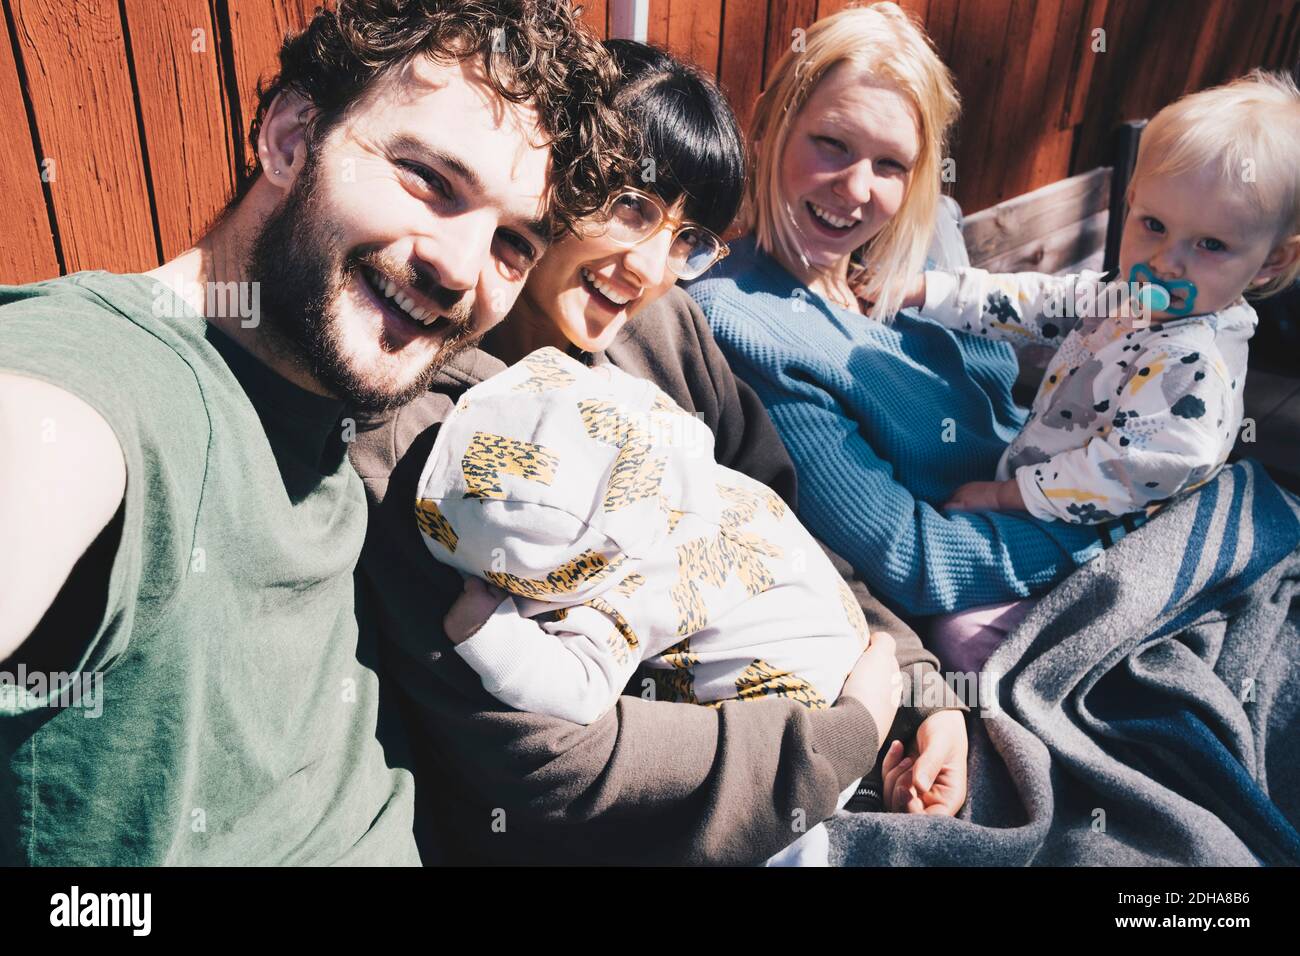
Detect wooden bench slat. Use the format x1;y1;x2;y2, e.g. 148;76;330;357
962;166;1111;269
969;206;1109;276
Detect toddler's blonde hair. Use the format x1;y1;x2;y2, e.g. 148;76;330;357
1135;69;1300;297
747;2;959;321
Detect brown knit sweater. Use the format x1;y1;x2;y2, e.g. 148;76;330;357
351;286;965;865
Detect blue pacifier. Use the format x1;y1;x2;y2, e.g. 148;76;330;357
1129;262;1197;317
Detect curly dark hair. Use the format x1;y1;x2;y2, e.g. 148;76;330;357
243;0;632;236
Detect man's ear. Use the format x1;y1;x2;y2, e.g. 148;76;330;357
257;90;314;191
1249;233;1300;289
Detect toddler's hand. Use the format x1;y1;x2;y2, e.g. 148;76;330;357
858;273;926;312
840;631;903;746
943;480;1001;512
943;478;1026;513
443;576;509;646
899;272;927;311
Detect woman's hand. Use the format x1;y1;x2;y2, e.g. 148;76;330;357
840;631;903;747
443;576;509;646
880;709;969;815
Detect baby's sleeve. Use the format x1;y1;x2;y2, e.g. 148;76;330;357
922;267;1101;348
454;598;643;725
1013;342;1234;524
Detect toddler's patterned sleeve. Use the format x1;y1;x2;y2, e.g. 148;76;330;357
921;267;1101;349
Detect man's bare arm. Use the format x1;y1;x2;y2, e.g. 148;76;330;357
0;373;125;661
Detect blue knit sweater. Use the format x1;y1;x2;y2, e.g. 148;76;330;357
688;236;1103;616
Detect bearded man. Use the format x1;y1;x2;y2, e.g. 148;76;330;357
0;0;626;866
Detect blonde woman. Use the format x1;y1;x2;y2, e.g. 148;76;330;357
689;2;1107;638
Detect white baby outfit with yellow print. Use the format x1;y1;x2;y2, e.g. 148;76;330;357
414;346;871;728
922;268;1256;524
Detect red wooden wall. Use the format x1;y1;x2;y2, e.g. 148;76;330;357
1;0;1297;284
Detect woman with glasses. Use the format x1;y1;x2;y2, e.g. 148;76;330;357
480;45;733;365
351;39;967;867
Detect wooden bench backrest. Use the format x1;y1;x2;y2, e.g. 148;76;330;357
961;167;1111;276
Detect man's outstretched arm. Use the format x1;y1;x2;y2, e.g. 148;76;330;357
0;373;125;661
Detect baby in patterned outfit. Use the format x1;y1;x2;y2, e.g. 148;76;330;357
902;71;1300;526
896;70;1300;672
415;347;891;865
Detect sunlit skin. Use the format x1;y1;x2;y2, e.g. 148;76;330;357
151;54;552;406
301;55;551;396
486;198;689;363
776;62;919;311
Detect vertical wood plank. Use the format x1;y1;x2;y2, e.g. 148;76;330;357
1288;0;1300;66
920;0;962;65
1219;0;1267;76
1267;0;1299;67
0;0;59;282
991;0;1067;204
1026;126;1077;199
718;0;770;131
1068;0;1147;178
1140;0;1207;112
665;0;723;74
577;0;608;39
1182;0;1242;92
1244;4;1283;70
122;0;237;260
1058;0;1102;130
815;0;857;18
223;0;317;172
8;0;157;273
762;0;818;86
897;0;931;22
942;0;1014;212
647;0;670;46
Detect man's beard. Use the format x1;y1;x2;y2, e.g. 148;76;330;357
246;156;478;410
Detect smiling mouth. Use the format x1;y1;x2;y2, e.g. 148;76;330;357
359;265;449;334
807;201;857;233
580;267;639;311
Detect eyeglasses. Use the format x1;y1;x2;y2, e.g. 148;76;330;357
597;187;729;280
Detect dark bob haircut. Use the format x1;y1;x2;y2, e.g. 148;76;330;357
605;39;746;237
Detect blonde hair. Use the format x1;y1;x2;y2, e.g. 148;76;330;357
746;1;959;321
1135;69;1300;298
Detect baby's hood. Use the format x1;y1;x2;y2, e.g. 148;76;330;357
414;347;717;604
